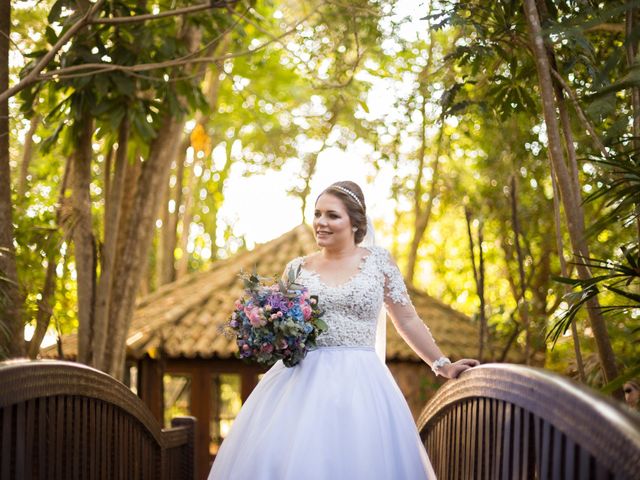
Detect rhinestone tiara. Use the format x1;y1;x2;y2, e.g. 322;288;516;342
330;185;365;210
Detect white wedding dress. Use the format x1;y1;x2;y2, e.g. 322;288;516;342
208;245;437;479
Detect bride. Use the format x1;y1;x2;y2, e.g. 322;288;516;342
208;180;480;479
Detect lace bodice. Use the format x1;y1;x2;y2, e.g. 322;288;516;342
284;245;425;348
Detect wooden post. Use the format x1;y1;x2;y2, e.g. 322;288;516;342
240;370;258;403
190;369;211;480
138;356;164;424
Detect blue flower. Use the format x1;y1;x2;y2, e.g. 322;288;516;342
289;305;303;321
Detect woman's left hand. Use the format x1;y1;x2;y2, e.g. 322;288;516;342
441;358;480;379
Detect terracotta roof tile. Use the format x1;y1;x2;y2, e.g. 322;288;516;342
43;224;515;363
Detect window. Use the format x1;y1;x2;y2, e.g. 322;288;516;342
163;374;191;428
210;374;242;455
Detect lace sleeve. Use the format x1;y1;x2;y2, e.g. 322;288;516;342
376;247;447;369
377;248;412;307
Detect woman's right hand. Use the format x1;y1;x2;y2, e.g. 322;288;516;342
441;358;480;379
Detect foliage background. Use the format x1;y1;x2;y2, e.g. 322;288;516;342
2;0;639;391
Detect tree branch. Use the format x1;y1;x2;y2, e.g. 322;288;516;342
90;2;224;25
34;7;321;82
0;0;240;103
584;23;625;34
229;8;312;68
549;67;610;158
0;0;106;104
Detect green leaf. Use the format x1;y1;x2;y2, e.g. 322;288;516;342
604;284;640;303
40;122;65;154
600;364;640;394
315;318;328;332
288;264;300;285
22;49;48;59
131;111;156;142
111;74;136;98
585;92;616;121
107;106;126;134
550;274;582;285
47;0;63;23
45;26;58;46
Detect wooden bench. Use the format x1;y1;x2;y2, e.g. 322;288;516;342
0;359;196;480
418;363;640;479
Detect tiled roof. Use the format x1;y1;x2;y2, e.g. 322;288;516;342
44;224;493;362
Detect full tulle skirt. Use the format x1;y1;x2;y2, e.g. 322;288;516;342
207;346;436;479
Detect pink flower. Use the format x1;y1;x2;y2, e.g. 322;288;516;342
247;307;265;327
301;304;312;320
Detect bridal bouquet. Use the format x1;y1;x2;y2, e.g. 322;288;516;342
225;264;327;367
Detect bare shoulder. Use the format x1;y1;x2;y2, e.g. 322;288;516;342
299;251;321;268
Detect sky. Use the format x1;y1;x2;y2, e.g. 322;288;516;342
216;146;394;248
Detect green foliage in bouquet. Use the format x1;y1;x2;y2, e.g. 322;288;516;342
226;265;327;367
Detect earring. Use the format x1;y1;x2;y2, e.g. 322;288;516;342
352;227;358;232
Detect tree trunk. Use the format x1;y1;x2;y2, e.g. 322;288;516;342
296;103;339;221
299;154;319;222
389;139;402;260
92;117;129;369
550;155;586;382
0;0;24;358
405;104;443;286
524;0;619;389
509;174;532;364
72;115;97;365
113;152;141;280
625;8;640;242
105;114;185;379
27;158;71;358
465;207;490;362
476;216;488;359
157;177;173;286
158;135;190;286
405;26;439;285
176;155;197;278
209;152;233;261
18;114;40;198
551;56;587;381
103;144;114;229
161;34;229;281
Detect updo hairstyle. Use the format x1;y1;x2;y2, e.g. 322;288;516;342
318;181;367;244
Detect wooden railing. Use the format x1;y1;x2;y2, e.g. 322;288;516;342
0;359;196;480
417;363;640;480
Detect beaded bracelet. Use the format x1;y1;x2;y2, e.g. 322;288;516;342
431;356;452;377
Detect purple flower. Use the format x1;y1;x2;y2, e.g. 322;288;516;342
266;294;287;310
